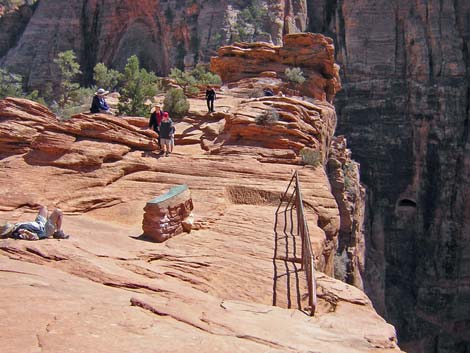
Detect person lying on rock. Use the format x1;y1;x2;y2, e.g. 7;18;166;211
90;88;111;114
0;206;70;241
159;112;175;157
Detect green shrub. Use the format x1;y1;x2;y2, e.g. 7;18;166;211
186;85;200;96
169;65;221;95
300;147;322;167
255;108;279;125
118;55;160;116
0;68;46;104
191;64;222;85
163;88;190;119
93;62;122;91
285;67;306;85
232;0;269;42
52;87;95;119
0;68;24;99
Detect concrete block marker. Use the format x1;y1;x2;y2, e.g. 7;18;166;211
142;185;194;242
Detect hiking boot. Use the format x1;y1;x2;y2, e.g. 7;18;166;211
53;230;70;239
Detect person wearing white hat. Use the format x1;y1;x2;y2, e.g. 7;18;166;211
90;88;110;114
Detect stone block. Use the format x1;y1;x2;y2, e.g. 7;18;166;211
142;185;194;242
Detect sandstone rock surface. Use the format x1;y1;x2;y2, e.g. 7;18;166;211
211;33;341;102
0;85;401;352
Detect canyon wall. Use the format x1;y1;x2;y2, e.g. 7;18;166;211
308;1;470;352
0;0;309;88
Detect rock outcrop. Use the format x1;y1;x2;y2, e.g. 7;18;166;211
1;0;469;350
211;33;341;102
308;1;470;352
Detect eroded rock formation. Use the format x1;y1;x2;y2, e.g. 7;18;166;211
1;0;469;350
327;136;365;290
211;33;341;102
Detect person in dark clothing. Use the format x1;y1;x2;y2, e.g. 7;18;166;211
90;88;111;114
149;105;164;149
159;112;175;157
205;86;216;113
263;87;274;96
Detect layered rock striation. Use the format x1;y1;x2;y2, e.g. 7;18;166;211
1;0;469;350
211;33;341;102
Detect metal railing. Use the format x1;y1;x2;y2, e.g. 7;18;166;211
273;170;317;316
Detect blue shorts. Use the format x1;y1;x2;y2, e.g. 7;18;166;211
12;215;57;239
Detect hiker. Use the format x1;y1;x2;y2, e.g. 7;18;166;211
205;86;216;113
90;88;111;114
159;112;175;157
263;87;274;96
149;105;165;149
0;206;70;241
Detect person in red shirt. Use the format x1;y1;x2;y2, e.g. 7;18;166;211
149;105;164;149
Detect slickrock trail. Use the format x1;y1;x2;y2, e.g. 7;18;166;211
0;35;403;352
0;94;402;353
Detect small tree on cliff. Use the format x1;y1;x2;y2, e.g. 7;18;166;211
93;63;122;91
169;65;221;96
0;68;46;104
285;67;306;86
118;55;160;116
163;88;189;119
53;50;82;108
0;68;24;99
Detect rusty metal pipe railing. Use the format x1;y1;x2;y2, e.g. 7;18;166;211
275;170;317;316
294;171;317;316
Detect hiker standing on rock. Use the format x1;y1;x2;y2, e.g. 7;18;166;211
90;88;111;114
205;86;216;113
0;206;70;241
149;105;165;149
159;112;175;157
